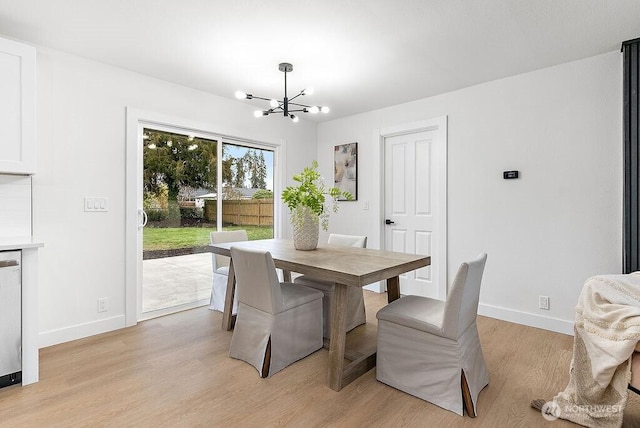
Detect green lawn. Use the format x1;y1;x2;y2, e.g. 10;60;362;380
143;225;273;251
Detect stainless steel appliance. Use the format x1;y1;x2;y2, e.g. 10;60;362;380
0;251;21;387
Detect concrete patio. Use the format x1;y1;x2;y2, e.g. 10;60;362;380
142;253;213;313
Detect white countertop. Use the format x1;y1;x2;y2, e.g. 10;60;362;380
0;237;44;251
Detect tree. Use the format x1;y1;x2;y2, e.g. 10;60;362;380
221;145;271;190
143;129;217;200
221;145;234;187
232;157;246;188
248;150;268;189
223;186;244;200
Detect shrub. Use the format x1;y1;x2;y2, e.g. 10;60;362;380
179;206;204;219
146;209;168;221
253;189;273;199
144;184;170;221
143;183;169;210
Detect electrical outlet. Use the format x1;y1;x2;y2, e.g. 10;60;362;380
539;296;550;310
98;297;108;313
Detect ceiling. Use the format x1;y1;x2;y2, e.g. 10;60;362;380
0;0;639;122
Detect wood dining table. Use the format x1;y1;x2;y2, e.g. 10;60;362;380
209;238;431;391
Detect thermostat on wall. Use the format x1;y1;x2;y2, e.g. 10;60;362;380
503;171;519;179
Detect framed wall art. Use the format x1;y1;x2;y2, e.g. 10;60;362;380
334;142;357;200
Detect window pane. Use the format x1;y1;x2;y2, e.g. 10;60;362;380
219;143;274;240
142;128;218;314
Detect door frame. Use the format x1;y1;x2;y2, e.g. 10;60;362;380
378;116;448;299
125;108;285;326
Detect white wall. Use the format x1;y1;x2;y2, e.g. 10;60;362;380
32;46;316;346
0;174;31;236
317;51;623;334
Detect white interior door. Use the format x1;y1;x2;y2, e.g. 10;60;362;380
383;117;447;299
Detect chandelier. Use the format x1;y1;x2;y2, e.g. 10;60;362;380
235;62;329;122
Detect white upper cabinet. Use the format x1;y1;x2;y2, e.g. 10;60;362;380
0;37;35;175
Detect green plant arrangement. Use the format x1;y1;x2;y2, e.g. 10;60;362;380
282;161;353;247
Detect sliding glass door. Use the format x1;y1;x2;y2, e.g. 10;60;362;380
138;125;274;320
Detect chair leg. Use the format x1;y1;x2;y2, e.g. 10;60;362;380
261;337;272;378
461;370;476;418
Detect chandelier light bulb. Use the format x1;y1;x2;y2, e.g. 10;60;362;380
321;106;330;114
235;91;247;99
290;114;299;123
269;99;279;108
254;110;264;118
303;87;314;96
309;106;320;114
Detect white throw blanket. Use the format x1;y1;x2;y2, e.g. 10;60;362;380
551;273;640;427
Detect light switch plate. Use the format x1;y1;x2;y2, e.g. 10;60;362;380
84;197;108;212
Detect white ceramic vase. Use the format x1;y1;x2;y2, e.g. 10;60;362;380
292;206;319;250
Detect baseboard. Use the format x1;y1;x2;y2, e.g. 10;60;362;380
366;288;574;335
478;303;574;336
138;299;209;322
39;315;126;348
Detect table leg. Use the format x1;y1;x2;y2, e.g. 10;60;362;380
327;283;377;391
387;276;400;302
282;269;292;282
222;260;236;331
327;282;348;391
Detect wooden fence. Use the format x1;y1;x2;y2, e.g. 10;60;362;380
204;199;273;226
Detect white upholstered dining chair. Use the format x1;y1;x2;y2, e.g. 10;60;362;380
294;233;367;338
208;230;248;314
376;253;488;417
229;247;324;377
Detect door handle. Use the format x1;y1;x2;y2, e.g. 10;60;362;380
0;260;18;268
138;209;148;229
385;219;395;225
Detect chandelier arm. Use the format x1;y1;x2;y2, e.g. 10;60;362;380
288;102;312;108
287;108;309;113
287;91;305;103
247;95;272;102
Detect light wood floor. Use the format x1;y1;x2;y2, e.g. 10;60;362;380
2;291;640;427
